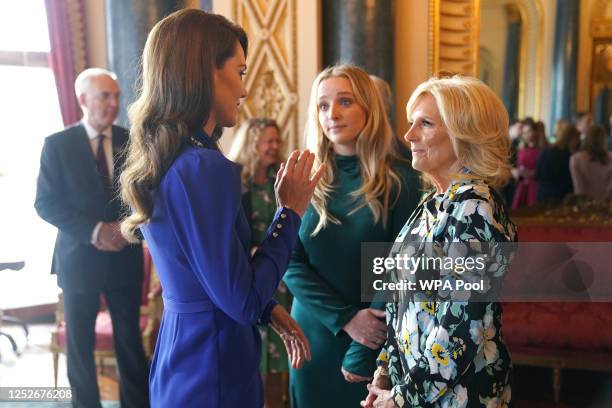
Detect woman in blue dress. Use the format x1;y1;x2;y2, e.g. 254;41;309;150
119;9;323;408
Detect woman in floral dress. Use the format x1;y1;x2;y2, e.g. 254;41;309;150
363;76;517;408
228;118;292;400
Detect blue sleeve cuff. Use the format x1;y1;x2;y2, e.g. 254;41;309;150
266;206;300;234
259;299;278;325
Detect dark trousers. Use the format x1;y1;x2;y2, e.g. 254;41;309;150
63;287;149;408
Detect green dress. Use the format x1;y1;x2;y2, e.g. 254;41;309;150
244;168;292;373
284;154;421;408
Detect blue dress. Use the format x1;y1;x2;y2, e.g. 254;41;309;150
140;131;301;407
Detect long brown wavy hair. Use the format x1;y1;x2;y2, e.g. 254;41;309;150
305;65;404;236
120;9;247;241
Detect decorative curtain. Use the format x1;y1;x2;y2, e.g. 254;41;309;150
105;0;182;127
45;0;89;126
594;86;610;131
549;0;579;130
502;6;521;122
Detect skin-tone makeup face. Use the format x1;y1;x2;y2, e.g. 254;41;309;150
255;126;281;168
79;75;120;133
404;93;459;193
206;42;247;134
317;76;367;156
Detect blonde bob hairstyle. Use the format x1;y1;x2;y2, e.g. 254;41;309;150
405;75;511;188
305;64;403;236
227;117;284;185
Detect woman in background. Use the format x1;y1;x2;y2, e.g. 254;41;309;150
284;64;421;408
369;74;412;160
512;118;544;208
536;120;580;205
570;125;612;201
228;118;292;404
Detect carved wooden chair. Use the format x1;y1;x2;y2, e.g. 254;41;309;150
51;246;162;387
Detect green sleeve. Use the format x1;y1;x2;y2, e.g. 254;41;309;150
342;165;421;377
341;300;385;377
283;236;359;335
391;164;422;238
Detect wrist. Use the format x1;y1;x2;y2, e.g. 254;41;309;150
342;319;352;332
281;205;303;218
374;366;389;378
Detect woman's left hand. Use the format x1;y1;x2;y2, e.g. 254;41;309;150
363;383;394;408
270;304;312;369
341;367;371;383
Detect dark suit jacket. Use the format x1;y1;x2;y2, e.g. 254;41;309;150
35;123;143;293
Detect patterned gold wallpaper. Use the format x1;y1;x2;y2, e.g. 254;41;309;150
233;0;299;151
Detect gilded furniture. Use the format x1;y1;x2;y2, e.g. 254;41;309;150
503;209;612;403
50;246;162;387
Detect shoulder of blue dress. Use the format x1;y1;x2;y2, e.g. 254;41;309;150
170;144;240;182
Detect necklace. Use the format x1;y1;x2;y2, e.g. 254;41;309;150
189;136;206;148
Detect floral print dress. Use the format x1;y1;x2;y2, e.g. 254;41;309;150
245;169;292;374
377;178;517;408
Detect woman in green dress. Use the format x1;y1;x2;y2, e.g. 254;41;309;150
283;65;421;407
362;76;516;407
228;118;293;403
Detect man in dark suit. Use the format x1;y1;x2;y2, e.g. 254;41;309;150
35;68;149;408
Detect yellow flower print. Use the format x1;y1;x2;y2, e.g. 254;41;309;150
421;302;436;315
431;343;450;366
401;329;411;355
448;183;460;200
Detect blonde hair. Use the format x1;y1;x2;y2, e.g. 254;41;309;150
369;75;393;116
305;64;403;236
227;118;284;184
120;9;247;241
406;75;511;188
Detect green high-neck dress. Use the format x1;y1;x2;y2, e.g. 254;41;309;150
284;154;421;408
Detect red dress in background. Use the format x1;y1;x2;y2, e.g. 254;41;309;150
512;146;541;208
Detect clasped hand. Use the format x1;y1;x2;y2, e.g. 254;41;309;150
275;149;325;217
361;374;393;408
343;308;386;350
341;308;386;383
95;222;128;252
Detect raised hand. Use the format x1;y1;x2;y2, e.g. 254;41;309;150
275;149;325;217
